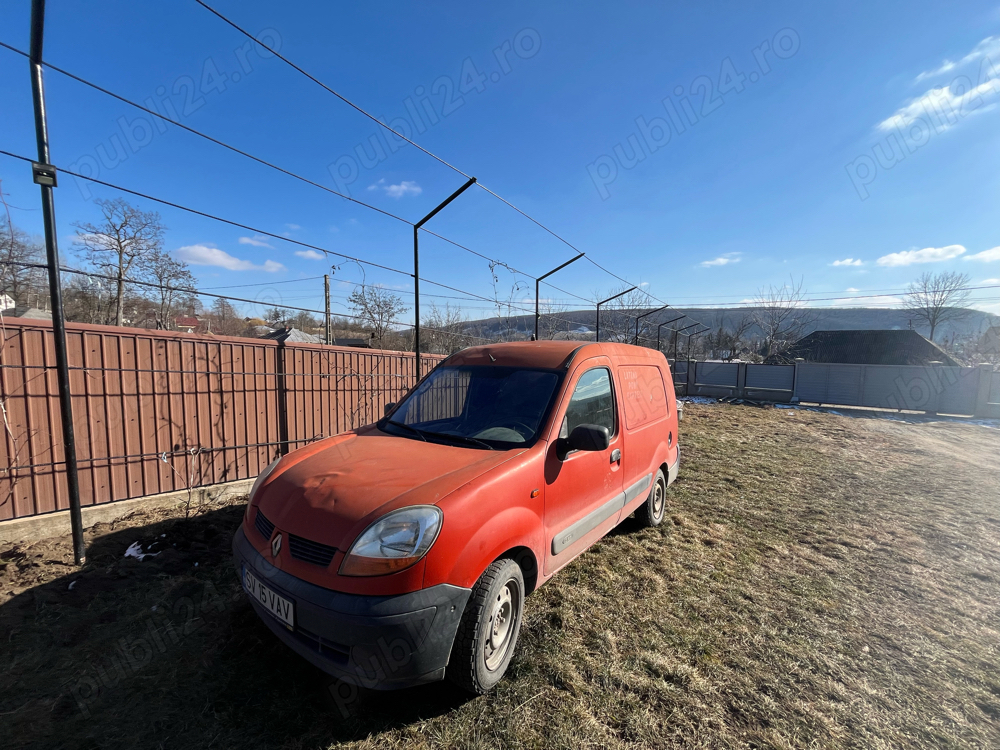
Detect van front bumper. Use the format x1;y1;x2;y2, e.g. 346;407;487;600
232;526;471;690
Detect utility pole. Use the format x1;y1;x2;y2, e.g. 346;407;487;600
413;176;476;376
595;286;637;343
29;0;85;565
534;253;584;340
324;274;330;345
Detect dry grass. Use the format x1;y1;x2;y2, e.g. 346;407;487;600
1;404;998;749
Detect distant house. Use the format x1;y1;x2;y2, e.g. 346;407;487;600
331;337;372;348
0;294;15;312
262;327;323;344
776;329;961;367
175;316;200;333
981;326;1000;357
10;306;52;320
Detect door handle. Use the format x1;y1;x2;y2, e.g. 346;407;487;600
610;448;621;463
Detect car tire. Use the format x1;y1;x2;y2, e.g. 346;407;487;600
636;469;667;528
446;558;525;694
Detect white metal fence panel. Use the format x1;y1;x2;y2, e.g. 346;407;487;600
695;362;738;387
746;364;794;391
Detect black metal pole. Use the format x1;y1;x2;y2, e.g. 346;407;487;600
534;252;584;340
633;304;669;345
673;323;698;362
29;0;85;565
323;274;330;344
656;315;685;351
413;176;476;374
595;286;636;343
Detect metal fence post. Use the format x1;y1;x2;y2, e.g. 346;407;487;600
29;0;85;564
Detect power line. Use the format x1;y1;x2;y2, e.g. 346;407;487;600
0;260;500;341
199;275;325;290
188;1;689;316
0;149;540;310
193;0;473;179
0;39;544;283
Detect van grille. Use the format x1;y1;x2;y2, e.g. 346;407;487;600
289;534;337;567
254;509;275;540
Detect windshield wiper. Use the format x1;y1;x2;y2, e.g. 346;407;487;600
380;419;427;442
418;430;495;450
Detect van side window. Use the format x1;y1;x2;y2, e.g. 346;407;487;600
560;367;616;439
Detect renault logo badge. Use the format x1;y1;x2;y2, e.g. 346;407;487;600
271;533;282;558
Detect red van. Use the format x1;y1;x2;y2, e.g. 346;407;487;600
233;341;679;693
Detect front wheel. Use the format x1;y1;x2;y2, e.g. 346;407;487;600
447;558;525;694
636;469;667;527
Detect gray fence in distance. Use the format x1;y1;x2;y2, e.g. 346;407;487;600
671;360;999;418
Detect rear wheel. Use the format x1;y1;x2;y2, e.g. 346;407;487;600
636;469;667;527
447;558;524;694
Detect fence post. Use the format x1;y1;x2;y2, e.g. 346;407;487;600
275;340;289;455
974;364;993;418
736;362;747;400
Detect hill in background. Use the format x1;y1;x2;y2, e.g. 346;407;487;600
466;307;1000;344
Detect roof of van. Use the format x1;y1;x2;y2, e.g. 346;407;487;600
443;341;665;370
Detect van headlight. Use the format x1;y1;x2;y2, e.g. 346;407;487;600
249;457;281;505
339;506;442;577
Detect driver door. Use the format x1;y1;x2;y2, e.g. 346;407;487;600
542;358;624;576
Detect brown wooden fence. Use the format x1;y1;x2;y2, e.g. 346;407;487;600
0;318;444;521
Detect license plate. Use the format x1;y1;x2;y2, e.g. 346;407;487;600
243;567;295;629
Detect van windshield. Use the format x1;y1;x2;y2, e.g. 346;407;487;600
380;366;562;449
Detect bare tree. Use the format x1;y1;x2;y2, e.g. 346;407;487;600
348;284;408;347
0;217;47;308
749;277;815;361
424;303;471;353
903;271;972;342
709;312;754;361
208;297;244;336
139;248;196;329
73;198;165;326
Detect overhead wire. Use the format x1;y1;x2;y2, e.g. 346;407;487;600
188;1;698;322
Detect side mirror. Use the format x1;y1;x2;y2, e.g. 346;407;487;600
558;424;610;459
383;402;396;416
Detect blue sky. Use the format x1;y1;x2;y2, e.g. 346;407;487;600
1;0;1000;323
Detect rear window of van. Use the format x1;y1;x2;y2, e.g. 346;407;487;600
619;365;668;429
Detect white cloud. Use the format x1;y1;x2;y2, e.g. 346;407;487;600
831;258;864;267
876;244;966;267
699;253;741;267
367;178;422;198
877;78;1000;134
175;244;285;273
294;250;324;260
981;278;1000;284
846;287;860;292
285;223;301;231
238;235;273;249
385;181;422;198
914;36;1000;82
965;246;1000;262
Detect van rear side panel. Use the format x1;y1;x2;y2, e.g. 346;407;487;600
614;356;678;518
